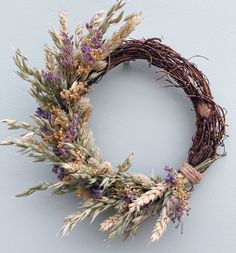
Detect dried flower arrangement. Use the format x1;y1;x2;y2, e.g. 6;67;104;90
1;1;227;243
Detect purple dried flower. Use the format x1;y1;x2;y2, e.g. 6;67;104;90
81;42;93;64
123;191;136;204
52;147;68;157
90;183;102;199
80;27;103;65
167;197;184;222
35;108;51;121
167;196;189;234
85;22;93;30
52;165;59;174
52;165;67;180
59;32;76;68
40;126;51;135
42;70;62;87
164;165;177;185
64;114;79;142
92;29;103;49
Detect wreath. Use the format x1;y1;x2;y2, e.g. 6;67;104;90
1;1;227;243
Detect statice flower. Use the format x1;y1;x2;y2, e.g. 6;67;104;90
119;185;137;204
42;70;62;88
52;147;68;157
167;197;184;223
164;165;177;185
81;43;93;65
167;196;190;234
64;114;79;142
52;165;67;180
40;126;51;135
92;29;103;49
90;183;102;199
80;25;104;66
85;22;93;30
164;166;191;234
59;32;76;68
35;107;51;121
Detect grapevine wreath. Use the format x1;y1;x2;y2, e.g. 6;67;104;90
1;1;227;243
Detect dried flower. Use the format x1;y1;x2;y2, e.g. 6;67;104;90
166;196;190;233
164;165;177;185
90;183;102;199
121;185;136;203
60;82;88;102
164;172;192;233
49;106;70;129
35;108;51;121
64;114;79;142
42;70;62;87
59;32;76;68
101;160;112;173
52;165;67;180
81;27;104;65
40;126;51;135
52;146;68;157
78;64;91;75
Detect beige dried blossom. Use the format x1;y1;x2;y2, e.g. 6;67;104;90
49;106;70;129
78;64;92;75
60;82;89;103
42;127;65;146
75;186;90;199
101;160;113;173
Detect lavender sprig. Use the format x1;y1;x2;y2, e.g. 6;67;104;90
35;108;51;121
52;147;68;157
59;32;76;68
64;114;79;142
42;70;62;88
164;165;177;185
81;26;104;66
52;165;68;180
90;183;102;199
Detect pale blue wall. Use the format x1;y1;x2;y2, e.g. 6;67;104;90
0;1;235;252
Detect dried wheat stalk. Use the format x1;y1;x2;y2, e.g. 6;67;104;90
150;201;170;243
100;213;123;231
129;182;168;212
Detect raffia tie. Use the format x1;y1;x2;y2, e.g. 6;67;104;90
179;162;203;184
